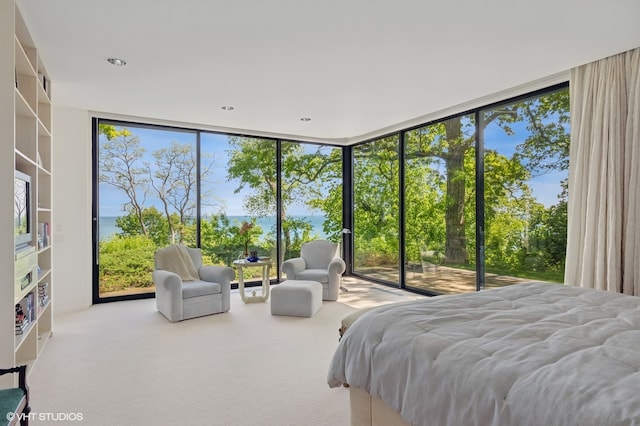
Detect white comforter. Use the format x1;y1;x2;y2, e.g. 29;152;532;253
327;282;640;426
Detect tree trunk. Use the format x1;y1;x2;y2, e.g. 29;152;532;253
443;118;469;264
133;202;148;238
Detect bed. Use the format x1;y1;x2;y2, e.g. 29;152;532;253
327;282;640;425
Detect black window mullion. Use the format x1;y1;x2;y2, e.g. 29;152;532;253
342;146;353;275
196;131;201;248
475;111;485;291
399;131;406;289
276;140;282;281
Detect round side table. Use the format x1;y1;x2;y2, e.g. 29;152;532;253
233;259;272;303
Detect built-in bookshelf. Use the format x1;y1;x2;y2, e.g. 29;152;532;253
10;3;53;376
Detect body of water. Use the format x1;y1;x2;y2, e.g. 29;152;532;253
98;215;328;241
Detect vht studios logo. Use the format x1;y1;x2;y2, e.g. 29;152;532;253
6;411;84;422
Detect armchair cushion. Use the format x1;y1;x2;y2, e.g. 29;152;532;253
0;388;25;425
295;269;329;283
0;365;29;426
182;281;221;299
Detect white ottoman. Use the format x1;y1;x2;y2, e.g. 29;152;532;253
271;280;322;317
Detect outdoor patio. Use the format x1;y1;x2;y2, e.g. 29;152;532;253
355;263;533;295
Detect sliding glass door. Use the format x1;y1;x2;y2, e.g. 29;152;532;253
350;85;569;295
401;86;569;294
352;136;400;284
481;88;569;287
404;114;477;294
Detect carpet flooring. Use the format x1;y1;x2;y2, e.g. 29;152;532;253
28;278;425;425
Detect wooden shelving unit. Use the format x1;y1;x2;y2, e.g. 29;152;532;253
7;3;54;378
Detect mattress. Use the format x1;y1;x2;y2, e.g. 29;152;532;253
327;282;640;425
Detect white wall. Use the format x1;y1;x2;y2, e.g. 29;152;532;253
1;0;17;376
52;106;93;313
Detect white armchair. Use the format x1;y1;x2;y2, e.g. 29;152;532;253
281;240;346;301
153;245;234;322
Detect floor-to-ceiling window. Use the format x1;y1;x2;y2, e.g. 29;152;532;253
94;121;197;300
199;133;277;282
352;135;401;284
404;114;477;294
480;87;569;287
280;142;343;263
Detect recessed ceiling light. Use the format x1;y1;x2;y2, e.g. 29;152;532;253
300;117;311;122
106;58;127;66
221;106;235;111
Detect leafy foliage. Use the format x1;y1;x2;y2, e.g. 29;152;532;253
225;138;343;261
99;235;156;293
353;136;401;266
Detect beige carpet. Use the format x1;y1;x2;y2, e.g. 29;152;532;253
28;278;425;425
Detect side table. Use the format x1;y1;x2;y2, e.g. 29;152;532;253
233;259;272;303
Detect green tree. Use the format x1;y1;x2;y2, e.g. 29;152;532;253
99;125;206;245
115;207;191;247
405;114;490;264
199;214;240;265
99;125;149;236
225;138;342;262
401;89;569;267
352;137;400;266
404;151;447;263
487;90;570;276
148;142;198;244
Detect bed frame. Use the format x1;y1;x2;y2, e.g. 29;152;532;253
349;386;409;426
341;309;410;425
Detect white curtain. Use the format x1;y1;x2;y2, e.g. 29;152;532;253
565;47;640;294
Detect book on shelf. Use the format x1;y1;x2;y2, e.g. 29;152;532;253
37;72;48;93
38;222;50;248
15;302;30;335
15;318;29;335
38;282;49;311
27;293;35;322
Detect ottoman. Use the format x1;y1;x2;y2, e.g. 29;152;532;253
271;280;322;317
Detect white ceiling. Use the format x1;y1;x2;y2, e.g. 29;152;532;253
17;0;640;144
